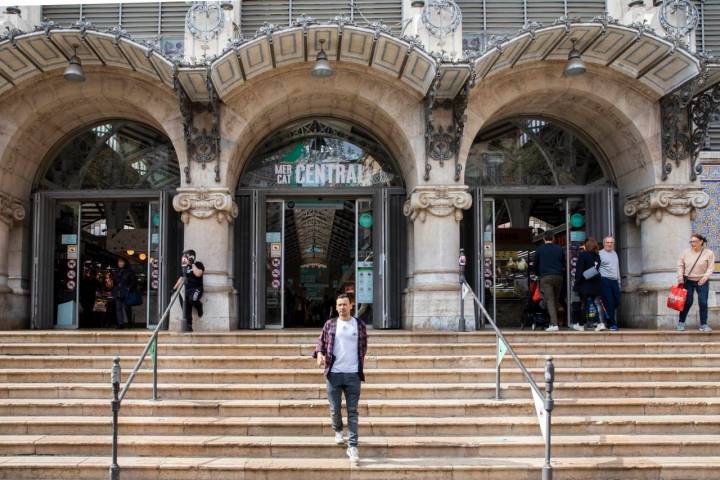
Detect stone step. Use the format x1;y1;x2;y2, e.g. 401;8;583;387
0;330;714;345
1;397;718;418
2;353;719;369
1;456;719;480
1;434;719;458
2;415;718;436
1;367;718;384
1;381;718;400
2;341;720;356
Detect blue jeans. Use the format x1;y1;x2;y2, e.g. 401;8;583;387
601;278;620;327
326;372;361;447
679;279;709;325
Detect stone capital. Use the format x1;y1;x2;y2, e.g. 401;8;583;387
624;185;709;226
403;185;472;223
173;187;238;224
0;193;25;226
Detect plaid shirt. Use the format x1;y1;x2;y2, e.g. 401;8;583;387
313;317;368;381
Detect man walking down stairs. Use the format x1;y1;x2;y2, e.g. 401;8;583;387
0;330;718;478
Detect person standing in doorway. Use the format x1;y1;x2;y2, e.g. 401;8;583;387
173;249;204;332
573;237;606;332
313;294;368;465
676;233;715;332
534;232;565;332
600;236;621;331
112;257;136;329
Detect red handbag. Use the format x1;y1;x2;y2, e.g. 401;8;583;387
667;284;688;312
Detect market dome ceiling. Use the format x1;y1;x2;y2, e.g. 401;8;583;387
0;17;715;103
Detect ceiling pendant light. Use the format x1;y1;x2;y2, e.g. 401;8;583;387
564;38;587;77
64;46;85;82
311;39;333;78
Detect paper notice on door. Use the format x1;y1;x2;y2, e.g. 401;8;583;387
357;266;373;304
66;245;78;260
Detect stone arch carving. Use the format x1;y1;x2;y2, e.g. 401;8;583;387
220;65;424;191
0;71;185;199
461;62;662;195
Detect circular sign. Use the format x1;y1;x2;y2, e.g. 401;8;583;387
271;279;281;288
66;270;76;279
271;269;281;279
359;213;373;229
67;259;77;269
271;258;281;267
570;213;585;228
151;270;159;279
66;280;76;290
151;279;159;289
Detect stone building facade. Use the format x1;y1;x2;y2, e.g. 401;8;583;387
0;0;718;331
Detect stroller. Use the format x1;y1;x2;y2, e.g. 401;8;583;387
523;277;550;331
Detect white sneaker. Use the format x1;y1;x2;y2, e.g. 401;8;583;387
594;323;607;332
545;325;559;332
572;324;585;332
334;431;345;445
699;324;713;333
347;446;360;464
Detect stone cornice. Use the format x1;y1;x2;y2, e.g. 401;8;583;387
403;185;472;223
624;185;709;226
0;193;25;226
172;187;238;224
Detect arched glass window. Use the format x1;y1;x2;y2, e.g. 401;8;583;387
238;119;402;189
40;121;180;190
466;118;608;187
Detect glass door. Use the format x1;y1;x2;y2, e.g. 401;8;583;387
355;198;373;323
480;197;496;325
146;201;161;328
53;202;81;329
264;200;284;328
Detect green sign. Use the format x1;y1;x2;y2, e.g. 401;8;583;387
359;212;373;229
570;213;585;228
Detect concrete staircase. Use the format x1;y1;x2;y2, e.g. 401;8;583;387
0;330;718;479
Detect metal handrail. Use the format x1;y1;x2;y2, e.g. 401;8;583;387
109;279;185;480
462;280;555;480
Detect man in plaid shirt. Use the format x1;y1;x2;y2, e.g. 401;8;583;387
313;294;368;465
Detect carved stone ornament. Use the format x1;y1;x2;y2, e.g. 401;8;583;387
623;185;709;226
173;187;238;224
0;193;25;226
403;186;472;223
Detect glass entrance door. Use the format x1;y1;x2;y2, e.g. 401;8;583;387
40;198;162;329
261;197;373;328
478;195;589;329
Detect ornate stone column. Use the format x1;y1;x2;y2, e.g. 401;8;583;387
0;193;25;293
624;185;710;328
403;185;473;330
172;187;238;331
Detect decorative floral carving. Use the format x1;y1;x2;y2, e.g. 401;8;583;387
0;193;25;226
172;187;238;224
624;186;709;226
403;186;472;223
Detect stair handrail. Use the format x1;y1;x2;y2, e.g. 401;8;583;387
109;278;185;480
462;280;555;480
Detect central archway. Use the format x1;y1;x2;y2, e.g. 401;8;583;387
233;116;407;331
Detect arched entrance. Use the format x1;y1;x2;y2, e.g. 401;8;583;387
234;118;406;329
31;120;182;329
461;116;617;329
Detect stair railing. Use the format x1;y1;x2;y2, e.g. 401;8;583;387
109;279;184;480
462;280;555;480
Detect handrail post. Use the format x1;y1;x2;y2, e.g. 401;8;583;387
110;356;121;480
151;335;158;401
495;334;501;400
543;356;555;480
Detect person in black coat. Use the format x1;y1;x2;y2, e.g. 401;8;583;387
573;237;606;332
112;257;136;329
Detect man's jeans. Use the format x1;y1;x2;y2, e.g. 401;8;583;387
600;278;620;327
326;372;361;447
679;279;709;325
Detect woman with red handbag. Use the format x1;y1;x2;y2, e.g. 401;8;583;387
676;233;715;332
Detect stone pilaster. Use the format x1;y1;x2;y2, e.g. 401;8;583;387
0;193;25;293
623;185;710;328
403;185;473;331
171;187;238;331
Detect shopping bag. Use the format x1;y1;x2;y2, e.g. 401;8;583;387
126;291;143;307
666;284;687;312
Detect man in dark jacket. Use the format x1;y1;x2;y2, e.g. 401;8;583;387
111;257;136;329
534;232;565;331
173;249;204;332
313;294;367;465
